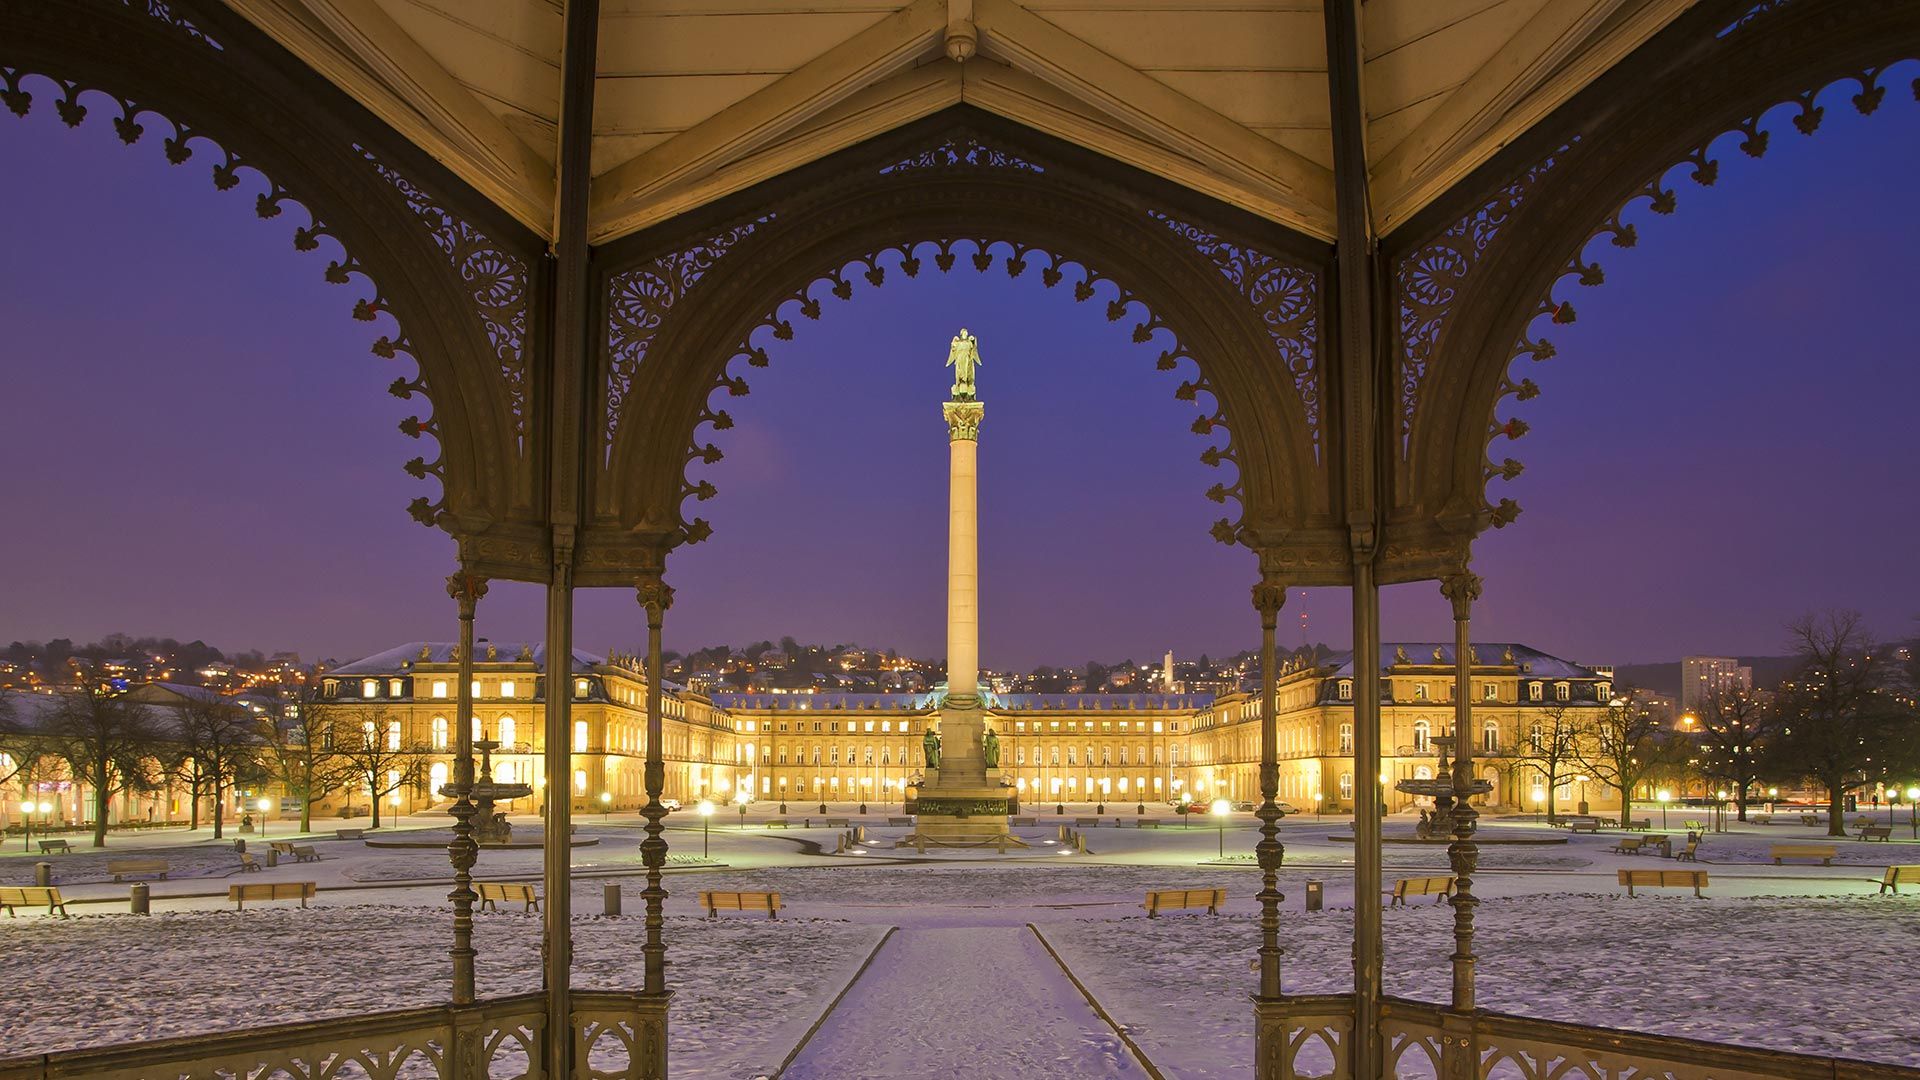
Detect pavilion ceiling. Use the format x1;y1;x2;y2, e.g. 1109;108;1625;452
222;0;1697;243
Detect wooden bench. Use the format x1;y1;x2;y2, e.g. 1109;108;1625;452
238;852;262;872
1771;844;1837;866
1856;825;1893;841
1134;818;1162;829
37;839;72;854
1010;816;1038;827
1567;820;1602;834
699;890;781;919
0;885;69;917
1618;869;1708;897
1073;816;1101;827
229;881;316;909
1750;815;1773;825
822;817;850;828
290;844;321;863
1610;836;1646;855
1623;819;1651;831
269;841;297;855
1386;876;1456;907
1879;866;1920;895
108;858;170;881
887;816;913;826
1143;888;1225;917
336;828;366;840
1800;814;1823;827
1683;820;1705;832
764;818;791;829
477;882;540;912
1675;836;1701;862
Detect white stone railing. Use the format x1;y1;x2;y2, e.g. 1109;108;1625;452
0;991;669;1080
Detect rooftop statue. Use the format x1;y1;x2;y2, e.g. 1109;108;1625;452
947;328;982;399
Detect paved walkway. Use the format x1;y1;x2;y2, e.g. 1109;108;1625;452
783;925;1145;1080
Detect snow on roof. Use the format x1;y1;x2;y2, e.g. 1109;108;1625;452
326;642;604;677
1317;643;1605;681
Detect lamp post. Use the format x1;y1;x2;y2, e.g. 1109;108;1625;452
1211;798;1231;859
22;799;50;852
1888;784;1898;828
735;787;750;830
1714;790;1728;833
1767;786;1779;814
1907;786;1919;840
1656;790;1670;831
599;791;612;821
1177;792;1192;828
257;798;273;838
697;799;714;857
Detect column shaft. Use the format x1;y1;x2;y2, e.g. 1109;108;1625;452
945;415;980;703
1352;562;1383;1078
1253;582;1287;1001
542;564;574;1077
637;578;674;1000
1443;572;1483;1015
447;572;487;1005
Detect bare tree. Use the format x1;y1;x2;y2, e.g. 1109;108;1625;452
1691;686;1784;821
1514;703;1583;823
1575;689;1667;828
1769;611;1914;837
263;705;346;832
181;698;268;838
49;692;161;847
326;706;425;829
0;695;45;789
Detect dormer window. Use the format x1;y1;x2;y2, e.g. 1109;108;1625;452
501;680;516;699
361;679;378;699
389;679;404;697
1413;683;1428;700
1554;682;1571;702
1528;682;1543;702
432;680;448;699
1596;682;1611;700
575;678;590;698
1482;683;1498;701
1337;679;1353;700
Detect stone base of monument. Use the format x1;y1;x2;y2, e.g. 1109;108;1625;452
903;774;1025;851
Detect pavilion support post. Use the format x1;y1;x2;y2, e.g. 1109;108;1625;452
1351;559;1383;1076
542;554;575;1078
446;571;489;1006
1441;572;1483;1018
635;575;674;1078
1252;579;1289;1080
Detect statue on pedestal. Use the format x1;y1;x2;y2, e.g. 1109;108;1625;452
923;727;941;770
946;328;982;399
983;728;1000;768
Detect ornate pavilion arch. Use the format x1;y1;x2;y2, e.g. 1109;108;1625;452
577;111;1343;587
0;0;548;566
1388;0;1920;579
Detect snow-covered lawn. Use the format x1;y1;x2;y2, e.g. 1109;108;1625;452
0;844;256;885
1044;893;1920;1077
0;907;884;1079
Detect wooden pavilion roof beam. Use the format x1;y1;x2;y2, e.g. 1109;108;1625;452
225;0;557;237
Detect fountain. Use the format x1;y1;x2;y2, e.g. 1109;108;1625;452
442;738;533;845
1396;735;1492;841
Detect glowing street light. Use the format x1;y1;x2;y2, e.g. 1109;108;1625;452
599;791;612;821
734;787;751;830
1656;790;1670;830
1177;792;1193;828
1906;785;1919;839
1211;798;1232;858
697;799;715;857
257;797;273;838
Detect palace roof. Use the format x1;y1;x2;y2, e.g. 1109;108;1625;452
326;642;603;676
1318;643;1608;681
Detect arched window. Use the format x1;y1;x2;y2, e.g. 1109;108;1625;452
1528;681;1543;702
1337;680;1353;700
431;717;448;750
573;720;588;753
499;716;515;748
1554;682;1571;702
1338;723;1354;754
1529;724;1544;751
1412;719;1431;752
361;679;379;699
1482;721;1499;753
386;721;401;751
429;761;448;795
1339;772;1354;801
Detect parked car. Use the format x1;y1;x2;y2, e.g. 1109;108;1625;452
659;798;683;812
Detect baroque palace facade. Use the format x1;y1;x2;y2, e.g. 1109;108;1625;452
301;640;1617;815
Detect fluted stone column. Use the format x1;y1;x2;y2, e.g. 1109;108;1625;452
943;399;984;710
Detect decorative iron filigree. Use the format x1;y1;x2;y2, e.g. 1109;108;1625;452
1718;0;1795;38
1148;210;1321;458
362;148;529;449
1480;64;1917;525
0;68;451;528
670;237;1245;547
1396;144;1571;456
605;216;771;451
125;0;222;50
880;136;1044;175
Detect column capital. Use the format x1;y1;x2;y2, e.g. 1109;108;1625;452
1251;579;1287;626
635;576;675;625
942;399;984;440
1439;571;1483;621
445;572;490;617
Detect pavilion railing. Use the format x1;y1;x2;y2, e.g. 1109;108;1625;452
1261;995;1920;1080
0;990;668;1080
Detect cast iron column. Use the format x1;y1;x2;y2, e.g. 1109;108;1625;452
636;577;674;997
1252;579;1289;1078
447;571;488;1004
1441;571;1482;1012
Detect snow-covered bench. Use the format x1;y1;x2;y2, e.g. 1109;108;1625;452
764;819;791;828
1623;819;1652;831
1610;836;1647;855
1618;869;1707;897
1771;844;1837;866
1879;866;1920;895
477;882;540;912
822;817;851;828
0;885;69;917
1010;816;1038;827
37;839;72;854
336;828;366;840
229;881;316;909
700;890;780;919
1567;820;1602;834
1073;816;1101;827
1133;818;1162;828
238;852;262;872
290;844;321;863
1386;876;1455;907
108;858;169;882
1143;888;1224;917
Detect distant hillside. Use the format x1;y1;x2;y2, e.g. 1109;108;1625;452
1614;639;1917;701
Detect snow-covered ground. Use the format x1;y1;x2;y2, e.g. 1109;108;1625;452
1044;893;1920;1077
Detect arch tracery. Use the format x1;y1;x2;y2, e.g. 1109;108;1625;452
582;118;1342;588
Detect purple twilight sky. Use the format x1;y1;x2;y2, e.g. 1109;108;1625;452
1;80;1916;671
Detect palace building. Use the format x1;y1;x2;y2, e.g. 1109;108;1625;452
301;640;1618;815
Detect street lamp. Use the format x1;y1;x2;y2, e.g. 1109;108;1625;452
1907;786;1919;839
696;799;715;857
21;799;51;852
1767;786;1779;813
1656;790;1670;830
1177;792;1192;828
1714;789;1729;833
1211;798;1231;858
734;787;751;830
257;797;273;838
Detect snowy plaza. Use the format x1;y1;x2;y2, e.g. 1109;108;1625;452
5;811;1916;1079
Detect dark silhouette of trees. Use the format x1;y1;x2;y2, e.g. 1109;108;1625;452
49;692;161;847
1691;686;1784;821
326;706;425;828
1575;689;1667;828
1769;611;1917;837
